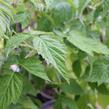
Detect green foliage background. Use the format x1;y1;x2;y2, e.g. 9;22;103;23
0;0;109;109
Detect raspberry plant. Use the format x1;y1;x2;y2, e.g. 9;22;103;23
1;0;109;109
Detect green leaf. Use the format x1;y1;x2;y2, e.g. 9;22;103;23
67;30;109;56
55;95;78;109
37;14;53;32
54;97;63;109
62;97;78;109
5;33;32;56
61;79;83;95
0;72;23;109
79;0;91;14
52;2;72;25
73;60;81;77
33;35;69;81
8;104;22;109
21;97;38;109
15;12;30;28
96;84;109;95
85;56;109;85
0;0;13;35
97;94;109;109
45;0;66;8
20;58;50;81
0;1;13;19
77;93;95;109
89;83;109;95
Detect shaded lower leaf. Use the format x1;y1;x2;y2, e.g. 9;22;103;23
89;83;109;95
55;95;78;109
21;97;38;109
62;97;78;109
73;60;81;77
61;79;83;95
